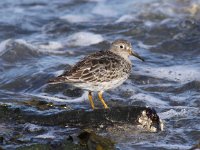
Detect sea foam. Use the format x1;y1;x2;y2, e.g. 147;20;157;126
60;14;91;23
140;65;200;83
66;32;104;46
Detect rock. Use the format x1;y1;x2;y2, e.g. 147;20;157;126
190;140;200;150
78;129;115;150
22;99;54;110
0;104;163;132
0;136;4;144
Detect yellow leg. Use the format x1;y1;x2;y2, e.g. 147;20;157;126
88;91;95;109
98;91;109;109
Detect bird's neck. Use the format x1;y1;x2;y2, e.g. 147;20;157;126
109;50;131;64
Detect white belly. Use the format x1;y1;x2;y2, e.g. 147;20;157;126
72;75;129;92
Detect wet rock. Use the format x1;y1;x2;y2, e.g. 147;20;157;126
44;84;70;94
78;129;115;150
67;135;73;142
22;99;54;110
0;136;4;144
9;132;26;145
44;84;83;97
190;140;200;150
44;83;83;97
0;104;9;114
138;108;164;132
56;140;87;150
19;98;72;111
0;105;163;132
63;88;83;97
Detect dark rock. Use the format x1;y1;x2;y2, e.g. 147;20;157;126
67;135;73;142
78;129;115;150
0;136;4;144
190;140;200;150
22;99;54;110
63;88;83;97
0;104;163;132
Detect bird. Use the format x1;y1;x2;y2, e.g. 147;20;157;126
48;39;144;109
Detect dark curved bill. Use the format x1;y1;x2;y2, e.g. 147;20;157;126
131;51;145;62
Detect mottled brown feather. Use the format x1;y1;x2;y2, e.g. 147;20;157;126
49;50;131;84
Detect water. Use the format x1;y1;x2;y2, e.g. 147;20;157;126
0;0;200;149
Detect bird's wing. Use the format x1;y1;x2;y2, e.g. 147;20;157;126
49;51;128;84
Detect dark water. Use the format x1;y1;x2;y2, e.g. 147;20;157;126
0;0;200;149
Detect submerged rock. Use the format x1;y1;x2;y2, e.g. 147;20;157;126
78;129;115;150
22;99;54;110
0;136;4;144
190;140;200;150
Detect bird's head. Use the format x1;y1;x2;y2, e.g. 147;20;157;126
110;39;144;62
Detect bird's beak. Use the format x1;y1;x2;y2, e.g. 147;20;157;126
130;50;145;62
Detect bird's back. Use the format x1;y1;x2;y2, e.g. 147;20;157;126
49;50;132;85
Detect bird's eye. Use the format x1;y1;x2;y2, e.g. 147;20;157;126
120;45;124;49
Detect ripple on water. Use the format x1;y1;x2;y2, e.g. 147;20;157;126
0;39;41;63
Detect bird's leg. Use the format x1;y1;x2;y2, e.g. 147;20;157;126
98;91;109;109
88;91;95;109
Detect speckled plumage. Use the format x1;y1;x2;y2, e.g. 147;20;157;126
50;50;131;91
49;39;144;109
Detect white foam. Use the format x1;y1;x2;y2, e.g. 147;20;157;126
39;41;63;50
115;15;135;23
15;39;38;50
139;65;200;83
131;93;168;106
14;7;24;13
24;123;43;132
159;109;187;119
53;70;64;76
0;39;11;56
66;32;104;46
159;107;199;119
144;20;156;28
27;91;88;103
169;95;192;102
60;14;91;23
137;41;155;49
1;39;68;55
35;133;55;139
153;143;191;150
92;3;117;17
